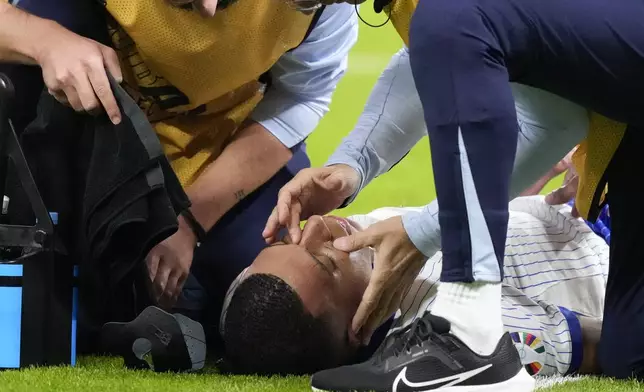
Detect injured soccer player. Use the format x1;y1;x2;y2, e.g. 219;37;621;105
221;196;606;378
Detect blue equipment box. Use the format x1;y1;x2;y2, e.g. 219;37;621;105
0;74;77;368
0;256;78;368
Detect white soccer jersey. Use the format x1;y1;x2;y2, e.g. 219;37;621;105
348;196;609;377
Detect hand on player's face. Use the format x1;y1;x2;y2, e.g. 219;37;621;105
263;165;361;245
334;216;427;345
249;215;373;347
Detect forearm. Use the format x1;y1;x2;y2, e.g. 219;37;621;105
0;3;51;64
185;121;292;231
520;171;555;196
325;47;426;202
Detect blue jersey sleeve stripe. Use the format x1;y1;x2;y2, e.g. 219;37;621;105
559;305;583;375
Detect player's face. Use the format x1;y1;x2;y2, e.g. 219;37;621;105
247;215;373;349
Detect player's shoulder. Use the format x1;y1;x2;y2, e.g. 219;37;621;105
509;195;575;220
507;195;597;238
348;206;424;228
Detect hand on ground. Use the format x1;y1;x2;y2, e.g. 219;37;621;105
145;216;197;309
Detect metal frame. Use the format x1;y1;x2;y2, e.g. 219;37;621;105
0;73;53;250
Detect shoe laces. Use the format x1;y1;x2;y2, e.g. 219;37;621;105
394;317;434;356
376;316;435;363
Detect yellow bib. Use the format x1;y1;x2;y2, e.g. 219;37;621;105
572;116;625;220
105;1;315;186
386;0;417;46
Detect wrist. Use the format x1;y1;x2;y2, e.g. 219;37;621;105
401;207;442;259
330;163;361;194
23;19;59;65
545;167;561;180
178;211;204;248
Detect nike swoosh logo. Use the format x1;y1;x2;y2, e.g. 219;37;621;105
393;364;493;392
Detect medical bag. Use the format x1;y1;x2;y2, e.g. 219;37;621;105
0;73;77;368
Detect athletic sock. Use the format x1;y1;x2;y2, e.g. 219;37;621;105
431;282;504;356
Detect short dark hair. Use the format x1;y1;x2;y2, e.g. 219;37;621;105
222;273;345;375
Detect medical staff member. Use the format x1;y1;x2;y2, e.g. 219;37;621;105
268;0;643;390
0;0;357;335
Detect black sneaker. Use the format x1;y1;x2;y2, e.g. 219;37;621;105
101;306;207;372
311;313;535;392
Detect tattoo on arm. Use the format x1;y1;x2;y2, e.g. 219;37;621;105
234;190;246;201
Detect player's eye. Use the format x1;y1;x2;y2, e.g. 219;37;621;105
321;245;340;270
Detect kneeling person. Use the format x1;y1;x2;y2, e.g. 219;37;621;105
221;196;607;377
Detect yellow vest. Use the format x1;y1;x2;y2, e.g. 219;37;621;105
571;116;624;220
105;1;315;186
386;0;624;220
387;0;417;47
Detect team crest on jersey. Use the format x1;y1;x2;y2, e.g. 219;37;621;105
510;332;545;376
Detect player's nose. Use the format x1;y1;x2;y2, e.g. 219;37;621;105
299;215;330;245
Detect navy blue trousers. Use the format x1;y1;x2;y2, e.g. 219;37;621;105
184;146;309;353
409;0;644;378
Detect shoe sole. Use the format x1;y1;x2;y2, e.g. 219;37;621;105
311;368;535;392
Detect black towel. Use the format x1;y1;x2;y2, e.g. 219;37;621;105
6;79;191;353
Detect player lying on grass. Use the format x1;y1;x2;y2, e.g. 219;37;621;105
263;45;589;352
222;195;607;378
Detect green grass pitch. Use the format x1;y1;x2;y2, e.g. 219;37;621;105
1;5;637;392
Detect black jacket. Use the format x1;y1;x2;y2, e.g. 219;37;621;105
0;0;192;353
6;79;190;354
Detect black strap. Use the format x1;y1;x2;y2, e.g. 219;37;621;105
181;209;207;246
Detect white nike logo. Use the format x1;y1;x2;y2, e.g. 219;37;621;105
392;364;493;392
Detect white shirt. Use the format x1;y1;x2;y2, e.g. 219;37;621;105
251;4;358;148
350;196;609;376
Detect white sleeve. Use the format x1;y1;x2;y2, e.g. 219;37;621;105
326;46;427;204
250;4;358;147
